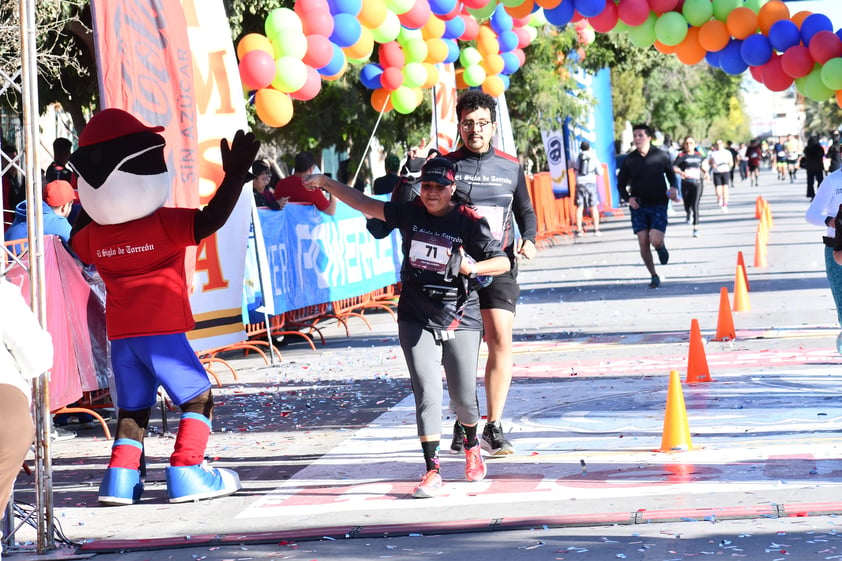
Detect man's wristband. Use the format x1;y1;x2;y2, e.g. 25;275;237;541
468;263;478;278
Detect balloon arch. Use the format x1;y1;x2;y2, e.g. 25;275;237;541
235;0;842;128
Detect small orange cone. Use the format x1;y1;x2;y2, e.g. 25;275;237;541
714;287;736;341
755;196;764;219
733;265;751;312
753;223;768;268
686;319;712;383
764;202;774;230
736;251;750;291
660;370;693;452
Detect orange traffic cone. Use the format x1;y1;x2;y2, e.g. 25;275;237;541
660;370;693;452
686;318;712;383
736;251;750;291
714;287;736;341
753;223;768;269
755;196;764;219
764;202;774;230
733;265;751;312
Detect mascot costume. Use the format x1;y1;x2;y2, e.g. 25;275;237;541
68;109;259;505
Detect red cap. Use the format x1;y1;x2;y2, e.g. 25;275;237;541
78;108;165;147
43;180;75;206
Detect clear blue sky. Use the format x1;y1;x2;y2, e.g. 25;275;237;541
783;0;842;29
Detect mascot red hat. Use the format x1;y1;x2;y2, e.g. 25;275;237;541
69;108;259;505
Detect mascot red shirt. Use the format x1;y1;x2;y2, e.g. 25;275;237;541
69;109;259;506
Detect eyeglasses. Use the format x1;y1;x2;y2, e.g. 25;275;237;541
460;120;492;131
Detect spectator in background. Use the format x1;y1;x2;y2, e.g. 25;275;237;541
708;139;734;213
6;179;75;247
373;154;402;196
827;132;841;173
251;160;286;210
802;135;825;201
274;151;336;215
746;140;762;187
2;143;23;232
573;140;602;237
45;137;76;185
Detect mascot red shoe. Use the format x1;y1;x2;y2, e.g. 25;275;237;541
69;109;259;505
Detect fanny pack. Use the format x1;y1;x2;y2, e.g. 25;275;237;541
422;284;459;302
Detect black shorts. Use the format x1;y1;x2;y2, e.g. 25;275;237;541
713;172;730;186
478;269;519;313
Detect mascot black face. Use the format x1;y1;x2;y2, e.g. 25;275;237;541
69;109;171;225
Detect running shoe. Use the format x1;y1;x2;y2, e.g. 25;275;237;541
450;420;465;453
656;245;669;265
481;420;514;456
412;470;442;498
648;274;661;289
464;444;487;481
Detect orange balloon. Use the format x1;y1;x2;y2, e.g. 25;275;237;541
675;27;706;65
504;0;535;19
654;40;678;54
482;53;505;74
421;63;439;88
255;88;294;128
757;0;790;35
358;0;387;29
482;74;505;97
477;35;500;56
535;0;561;8
421;14;446;39
790;10;812;29
370;88;393;112
455;68;468;89
237;33;274;60
698;20;730;52
424;38;449;64
726;7;758;40
837;89;842;109
477;24;497;41
343;27;374;60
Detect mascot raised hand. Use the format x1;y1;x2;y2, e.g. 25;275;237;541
69;109;259;505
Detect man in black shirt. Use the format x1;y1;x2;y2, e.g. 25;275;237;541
617;124;679;288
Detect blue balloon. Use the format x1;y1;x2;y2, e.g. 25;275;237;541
720;39;748;75
490;4;513;34
801;13;834;46
500;51;520;74
329;13;361;48
359;63;383;89
328;0;361;15
705;49;721;68
443;39;461;64
573;0;607;18
837;28;842;44
544;0;575;27
499;74;510;90
740;34;773;67
768;19;800;53
498;30;519;53
443;15;466;39
429;0;457;16
318;43;345;75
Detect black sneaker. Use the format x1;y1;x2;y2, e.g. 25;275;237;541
648;274;661;289
450;420;465;453
481;420;514;456
656;245;669;265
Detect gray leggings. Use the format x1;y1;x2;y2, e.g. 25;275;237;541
398;320;482;438
825;245;842;327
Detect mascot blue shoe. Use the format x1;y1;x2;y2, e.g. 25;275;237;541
98;467;144;506
165;463;241;503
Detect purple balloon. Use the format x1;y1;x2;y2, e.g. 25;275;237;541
544;0;575;27
768;19;800;53
801;13;834;46
740;34;773;67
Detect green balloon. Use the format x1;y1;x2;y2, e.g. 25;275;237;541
398;26;422;44
467;3;496;21
264;7;302;38
743;0;767;14
712;0;740;22
683;0;714;27
628;13;657;49
402;38;428;63
460;46;483;67
463;64;487;87
655;12;688;46
821;58;842;91
529;10;548;27
804;67;835;102
384;0;413;15
371;11;401;44
403;62;427;88
612;19;629;34
391;86;417;114
271;56;307;93
271;31;307;60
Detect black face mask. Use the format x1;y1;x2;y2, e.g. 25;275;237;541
69;131;166;189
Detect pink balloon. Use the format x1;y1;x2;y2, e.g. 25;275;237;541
379;41;405;68
512;47;526;67
303;34;333;68
462;0;486;8
238;50;276;90
618;0;651;27
299;8;334;37
381;66;404;90
648;0;680;14
512;15;532;27
781;45;815;78
460;14;480;40
398;1;432;30
763;54;795;91
589;0;619;32
295;0;329;15
808;30;842;64
513;27;531;49
290;65;322;101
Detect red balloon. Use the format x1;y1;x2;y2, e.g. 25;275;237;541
748;63;765;83
763;54;795;91
808;30;842;64
589;0;619;32
460;14;480;41
781;44;815;78
238;50;276;90
398;1;432;30
295;0;329;15
302;34;333;68
462;0;486;8
379;41;405;68
290;65;322;101
381;66;404;90
618;0;651;27
649;0;680;13
571;11;585;23
299;8;334;37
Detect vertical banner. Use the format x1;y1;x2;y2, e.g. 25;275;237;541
493;92;517;158
541;128;569;198
432;64;459;154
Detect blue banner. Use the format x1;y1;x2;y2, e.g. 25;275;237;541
255;200;401;315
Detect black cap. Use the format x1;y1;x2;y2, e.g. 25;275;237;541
419;157;456;186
